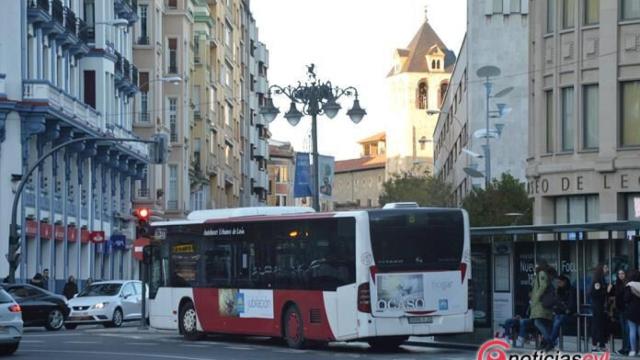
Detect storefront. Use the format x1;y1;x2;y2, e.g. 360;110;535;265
453;221;640;351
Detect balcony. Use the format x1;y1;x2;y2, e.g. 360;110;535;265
254;139;268;159
207;155;218;175
254;173;268;190
64;7;76;34
51;0;64;27
256;77;268;95
137;35;150;45
115;0;138;23
137;188;151;198
167;200;178;211
27;0;50;24
23;79;102;132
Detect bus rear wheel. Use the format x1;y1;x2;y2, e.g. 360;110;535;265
180;301;203;341
368;336;408;352
283;305;306;349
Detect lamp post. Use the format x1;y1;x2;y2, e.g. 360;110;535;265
476;66;513;188
260;65;366;211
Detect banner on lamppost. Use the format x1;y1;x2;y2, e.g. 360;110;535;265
317;155;334;200
294;152;312;198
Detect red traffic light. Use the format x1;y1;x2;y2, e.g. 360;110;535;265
134;208;151;222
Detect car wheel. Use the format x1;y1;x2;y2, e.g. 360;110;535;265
110;308;123;328
0;342;19;355
368;336;408;352
64;323;77;330
45;309;65;331
283;305;306;349
179;301;203;341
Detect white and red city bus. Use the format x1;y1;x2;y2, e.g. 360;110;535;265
147;206;472;349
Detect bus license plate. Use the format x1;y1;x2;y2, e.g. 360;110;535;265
408;316;433;324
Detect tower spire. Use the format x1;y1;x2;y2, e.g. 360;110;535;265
424;4;428;22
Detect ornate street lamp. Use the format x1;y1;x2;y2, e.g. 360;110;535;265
260;65;366;211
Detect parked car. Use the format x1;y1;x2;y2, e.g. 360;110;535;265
0;289;22;355
2;284;69;331
65;280;146;329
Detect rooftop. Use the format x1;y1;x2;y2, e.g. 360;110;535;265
335;155;386;173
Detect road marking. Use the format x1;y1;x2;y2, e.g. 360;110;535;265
180;344;209;348
224;346;254;350
20;349;216;360
127;342;157;346
64;340;100;344
273;349;309;354
19;340;44;343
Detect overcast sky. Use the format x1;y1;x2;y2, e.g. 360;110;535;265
250;0;466;160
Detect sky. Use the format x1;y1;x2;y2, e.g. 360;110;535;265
250;0;466;161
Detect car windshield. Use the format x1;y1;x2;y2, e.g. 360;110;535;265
77;283;122;297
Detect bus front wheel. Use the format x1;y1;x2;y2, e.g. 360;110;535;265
180;301;203;341
283;305;306;349
368;336;408;352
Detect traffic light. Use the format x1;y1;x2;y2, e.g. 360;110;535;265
133;207;152;237
150;133;169;164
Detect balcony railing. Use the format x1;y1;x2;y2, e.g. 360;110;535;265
124;59;131;81
29;0;49;12
167;200;178;210
139;112;150;122
52;0;64;26
78;19;92;43
64;7;76;34
115;52;123;76
137;35;149;45
168;65;178;74
137;188;150;198
132;65;139;87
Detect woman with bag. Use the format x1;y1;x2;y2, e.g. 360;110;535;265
590;264;609;352
625;270;640;356
530;260;555;350
612;269;630;356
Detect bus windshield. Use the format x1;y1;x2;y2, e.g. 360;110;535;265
368;209;464;271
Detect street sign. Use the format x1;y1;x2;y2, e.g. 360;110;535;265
133;238;151;261
89;231;105;243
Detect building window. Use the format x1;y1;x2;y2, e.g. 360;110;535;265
83;70;96;109
584;0;599;24
168;38;177;73
562;0;575;28
416;81;428;109
622;0;640;20
493;0;503;13
167;0;177;9
554;195;599;224
225;64;232;87
545;90;554;153
210;130;216;154
225;144;231;165
626;193;640;220
583;85;598;149
169;97;178;142
224;21;232;47
547;0;556;33
209;86;216;112
193;35;200;64
439;81;448;107
276;166;289;183
561;87;574;151
138;5;149;44
225;102;232;126
168;165;178;210
511;0;522;12
621;81;640;147
139;71;149;122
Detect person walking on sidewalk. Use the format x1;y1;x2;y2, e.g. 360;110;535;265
590;264;609;352
530;260;554;350
613;269;630;356
63;276;78;300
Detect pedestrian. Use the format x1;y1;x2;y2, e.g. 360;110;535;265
590;264;609;352
63;276;78;300
530;260;554;350
613;269;630;356
30;273;45;289
547;275;576;351
42;268;49;290
625;270;640;356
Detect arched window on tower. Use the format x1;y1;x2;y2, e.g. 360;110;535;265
416;81;428;109
431;60;436;69
437;60;441;69
439;81;449;106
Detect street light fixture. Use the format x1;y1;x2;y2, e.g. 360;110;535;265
261;65;365;211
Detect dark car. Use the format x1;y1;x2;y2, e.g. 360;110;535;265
2;284;70;331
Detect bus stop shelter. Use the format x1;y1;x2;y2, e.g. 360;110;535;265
466;220;640;352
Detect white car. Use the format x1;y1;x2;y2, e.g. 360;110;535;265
65;280;146;329
0;289;23;355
